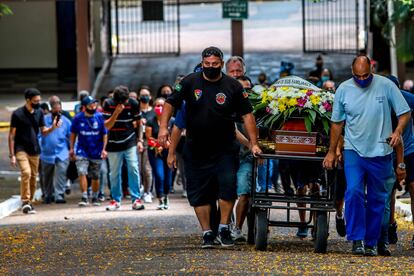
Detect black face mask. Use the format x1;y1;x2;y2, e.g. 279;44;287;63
140;95;150;104
85;108;96;115
203;66;222;80
31;103;40;109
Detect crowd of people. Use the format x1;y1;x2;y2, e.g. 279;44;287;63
8;46;414;256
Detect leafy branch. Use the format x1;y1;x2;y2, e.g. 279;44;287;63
0;3;13;17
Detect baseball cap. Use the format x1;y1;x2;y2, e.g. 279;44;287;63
81;96;98;106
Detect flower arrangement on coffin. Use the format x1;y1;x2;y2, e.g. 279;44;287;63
250;76;334;135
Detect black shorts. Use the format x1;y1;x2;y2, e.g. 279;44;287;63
332;168;347;202
184;152;239;207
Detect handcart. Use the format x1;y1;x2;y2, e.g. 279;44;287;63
247;153;336;253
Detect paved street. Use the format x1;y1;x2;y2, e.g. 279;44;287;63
1;188;414;274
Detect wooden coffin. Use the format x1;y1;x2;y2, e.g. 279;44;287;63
270;130;318;156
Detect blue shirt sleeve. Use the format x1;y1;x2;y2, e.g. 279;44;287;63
70;116;79;134
174;102;186;129
331;86;346;122
386;82;410;116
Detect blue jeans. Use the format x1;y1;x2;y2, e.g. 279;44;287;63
344;150;392;247
257;159;279;192
148;149;172;198
108;146;141;203
237;155;253;196
99;159;110;196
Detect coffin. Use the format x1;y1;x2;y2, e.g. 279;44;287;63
270;130;318;156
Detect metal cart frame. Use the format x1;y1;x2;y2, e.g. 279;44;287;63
247;153;336;253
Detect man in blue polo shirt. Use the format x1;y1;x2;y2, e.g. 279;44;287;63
323;55;411;256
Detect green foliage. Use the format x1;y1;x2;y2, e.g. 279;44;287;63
372;0;414;62
0;3;13;17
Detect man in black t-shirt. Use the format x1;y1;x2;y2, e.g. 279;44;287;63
158;47;261;248
9;88;62;214
103;85;145;211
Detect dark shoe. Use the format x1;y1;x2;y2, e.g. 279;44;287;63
411;235;414;249
296;226;308;238
378;242;391;256
78;197;89;207
163;196;169;210
55;194;66;204
42;197;52;204
217;226;234;247
335;215;346;237
22;204;31;214
91;197;101;206
352;240;365;255
364;245;378;256
65;188;71;195
388;222;398;244
202;231;216;249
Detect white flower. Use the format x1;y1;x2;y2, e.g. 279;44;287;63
252;85;265;95
304;101;313;109
319;105;327;114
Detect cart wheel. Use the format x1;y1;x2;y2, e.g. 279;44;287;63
254;208;268;251
247;207;255;245
314;211;328;253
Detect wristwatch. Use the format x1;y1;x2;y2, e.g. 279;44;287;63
398;163;406;170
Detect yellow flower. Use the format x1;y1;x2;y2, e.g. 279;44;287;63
261;91;268;104
281;87;289;91
278;97;288;105
299;89;307;94
279;104;286;112
287;98;297;107
310;95;321;105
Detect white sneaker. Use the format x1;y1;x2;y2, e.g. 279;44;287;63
143;193;153;203
232;228;247;242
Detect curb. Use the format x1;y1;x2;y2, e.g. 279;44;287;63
0;188;42;219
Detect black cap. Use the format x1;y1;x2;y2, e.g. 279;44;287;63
202;46;223;60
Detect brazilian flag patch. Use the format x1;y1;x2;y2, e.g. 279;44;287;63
175;83;182;92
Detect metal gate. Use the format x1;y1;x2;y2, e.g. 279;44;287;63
302;0;367;54
110;0;180;55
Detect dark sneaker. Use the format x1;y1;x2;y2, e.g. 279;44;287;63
22;204;31;214
163;196;169;210
132;199;145;210
352;240;365;255
91;197;101;206
98;193;105;202
296;226;308;238
335;215;346;237
411;235;414;249
388;222;398;244
27;204;37;214
55;194;66;204
202;231;216;249
78;197;89;207
217;226;234;247
378;242;391;256
364;245;378;256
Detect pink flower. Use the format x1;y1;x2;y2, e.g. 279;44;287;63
296;97;307;107
323;102;332;111
306;90;313;96
266;106;272;113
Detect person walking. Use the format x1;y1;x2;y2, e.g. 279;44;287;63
146;98;173;210
323;55;411;256
39;100;71;204
103;85;145;211
158;46;261;248
9;88;62;214
70;96;108;206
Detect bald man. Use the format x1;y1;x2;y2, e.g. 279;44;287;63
323;55;410;256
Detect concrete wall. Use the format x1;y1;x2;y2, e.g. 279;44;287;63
0;2;57;69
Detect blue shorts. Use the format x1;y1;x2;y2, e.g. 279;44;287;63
237;156;253;196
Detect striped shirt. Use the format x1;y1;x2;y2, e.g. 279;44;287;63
103;98;141;152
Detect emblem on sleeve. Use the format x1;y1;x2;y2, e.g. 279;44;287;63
216;93;226;105
243;90;249;98
175;83;182;92
194;89;202;101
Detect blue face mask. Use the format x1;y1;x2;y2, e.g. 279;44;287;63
321;76;330;83
353;74;373;88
